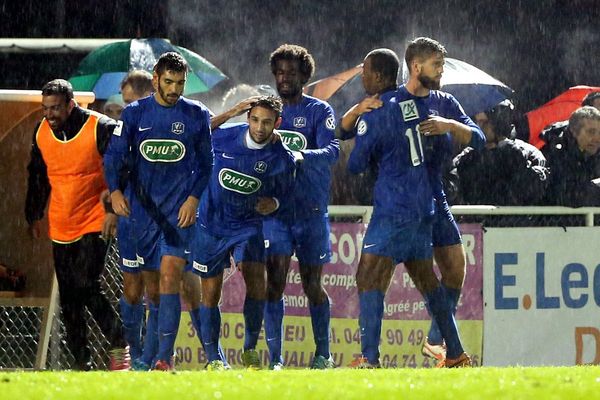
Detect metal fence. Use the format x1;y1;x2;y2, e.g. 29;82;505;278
2;206;600;370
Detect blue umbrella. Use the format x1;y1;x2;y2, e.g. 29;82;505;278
69;38;227;100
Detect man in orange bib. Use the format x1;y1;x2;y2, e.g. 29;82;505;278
25;79;130;371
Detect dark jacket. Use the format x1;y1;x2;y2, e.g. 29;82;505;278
452;138;548;206
540;125;600;207
25;106;116;224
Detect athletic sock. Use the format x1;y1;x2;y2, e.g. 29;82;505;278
190;306;228;365
157;294;181;363
243;297;265;351
264;299;284;363
140;302;159;365
425;285;464;359
199;305;221;362
119;297;145;360
358;290;384;365
309;298;331;358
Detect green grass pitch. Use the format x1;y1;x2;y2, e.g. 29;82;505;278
1;367;599;399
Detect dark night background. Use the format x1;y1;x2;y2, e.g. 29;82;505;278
1;0;599;119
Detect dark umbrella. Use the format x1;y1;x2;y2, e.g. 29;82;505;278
69;38;227;100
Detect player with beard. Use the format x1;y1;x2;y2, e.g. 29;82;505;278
257;44;340;370
105;52;213;371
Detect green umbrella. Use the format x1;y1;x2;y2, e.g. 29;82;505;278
69;38;227;99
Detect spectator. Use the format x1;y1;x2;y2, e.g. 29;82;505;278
541;106;600;206
120;70;154;104
451;100;548;205
103;94;125;120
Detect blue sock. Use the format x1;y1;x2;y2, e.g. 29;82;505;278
427;284;461;345
309;298;331;358
243;297;265;351
119;297;145;360
199;305;221;362
425;285;464;359
190;307;228;366
157;294;181;363
264;299;284;363
359;290;384;365
141;302;159;365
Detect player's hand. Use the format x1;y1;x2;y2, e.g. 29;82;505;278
255;197;278;215
102;212;118;241
419;115;453;136
178;195;199;228
231;96;262;117
355;94;382;115
110;190;130;217
28;220;42;239
271;130;282;143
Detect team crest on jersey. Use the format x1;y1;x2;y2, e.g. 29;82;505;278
278;130;308;151
399;100;419;122
219;168;262;194
171;122;185;135
254;161;268;174
325;115;336;130
357;120;368;136
113;120;123;136
140;139;186;162
293;117;306;128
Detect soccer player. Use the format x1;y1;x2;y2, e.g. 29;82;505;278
344;48;472;369
190;96;296;371
112;70;154;365
403;37;483;367
262;44;339;370
105;52;213;371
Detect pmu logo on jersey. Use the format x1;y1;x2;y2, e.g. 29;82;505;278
219;168;262;194
140;139;186;162
171;122;185;135
293;117;306;128
254;161;268;174
399;100;419;122
278;130;307;151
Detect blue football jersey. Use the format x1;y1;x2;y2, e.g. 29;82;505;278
198;123;296;237
104;95;212;227
277;94;339;218
348;88;435;221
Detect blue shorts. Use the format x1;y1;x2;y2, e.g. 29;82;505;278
191;225;265;278
117;216;139;274
135;219;192;272
263;214;331;265
432;199;462;247
362;214;433;264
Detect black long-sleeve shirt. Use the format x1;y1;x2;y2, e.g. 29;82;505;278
25;106;117;224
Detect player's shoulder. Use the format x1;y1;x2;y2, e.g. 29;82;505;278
429;89;459;105
301;94;334;113
178;96;211;114
213;122;247;140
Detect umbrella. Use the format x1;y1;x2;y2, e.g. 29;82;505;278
304;58;512;118
526;85;600;149
69;38;227;100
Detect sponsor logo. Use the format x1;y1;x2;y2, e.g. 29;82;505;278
319;253;327;260
293;117;306;128
325;115;336;130
278;129;308;151
357;120;368;136
122;258;138;268
193;261;208;273
399;100;419;121
218;168;262;194
222;153;235;159
113;120;123;136
364;243;376;249
136;255;145;265
171;122;185;134
254;161;267;173
139;139;186;162
138;126;152;132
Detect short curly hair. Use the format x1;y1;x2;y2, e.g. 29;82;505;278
153;52;188;77
252;95;283;118
269;44;315;83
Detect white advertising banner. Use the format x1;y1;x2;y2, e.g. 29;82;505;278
483;227;600;366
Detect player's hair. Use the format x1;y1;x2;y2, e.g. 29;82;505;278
365;48;400;85
569;106;600;136
153;52;188;77
582;92;600;108
405;37;447;70
270;44;315;83
120;70;153;96
41;79;74;103
251;95;283;118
